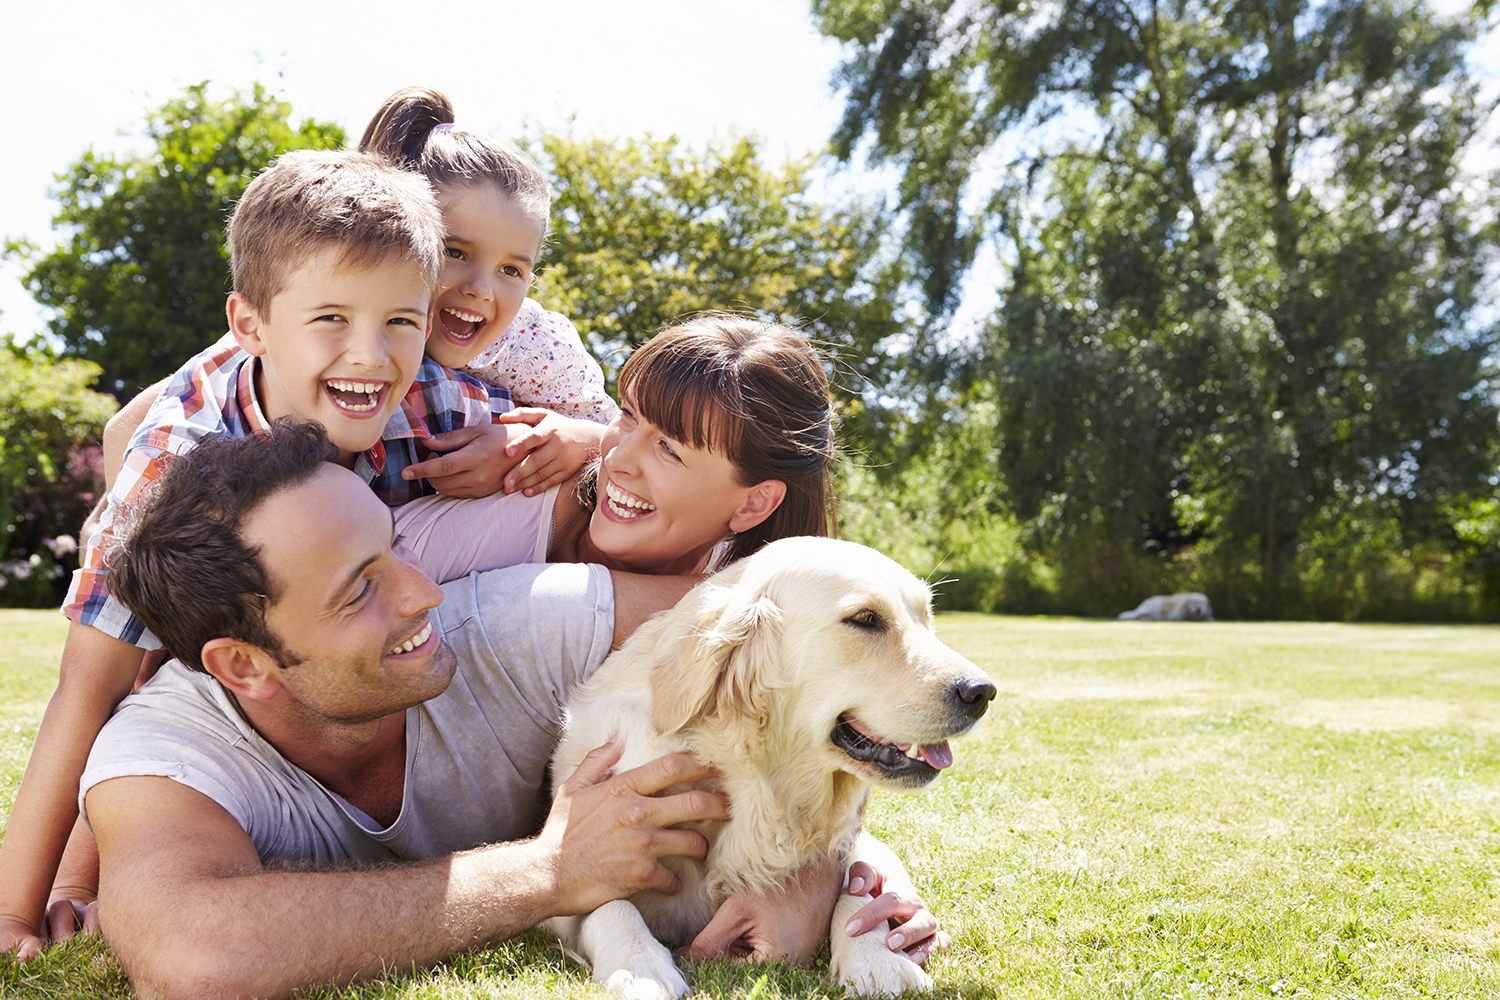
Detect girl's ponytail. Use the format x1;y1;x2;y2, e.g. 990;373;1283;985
359;87;456;167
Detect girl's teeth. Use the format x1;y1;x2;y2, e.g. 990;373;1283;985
389;621;433;655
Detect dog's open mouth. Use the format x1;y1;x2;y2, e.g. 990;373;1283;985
831;713;953;778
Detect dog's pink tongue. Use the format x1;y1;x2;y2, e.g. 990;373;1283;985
919;741;953;769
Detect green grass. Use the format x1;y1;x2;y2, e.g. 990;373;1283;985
3;610;1499;998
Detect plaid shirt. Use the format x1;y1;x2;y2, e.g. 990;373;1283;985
64;338;512;647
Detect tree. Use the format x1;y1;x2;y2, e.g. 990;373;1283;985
8;84;344;398
530;132;920;461
816;0;1500;615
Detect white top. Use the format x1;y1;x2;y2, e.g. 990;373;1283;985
80;562;614;864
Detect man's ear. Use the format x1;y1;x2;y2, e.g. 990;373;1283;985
727;479;787;535
226;292;269;357
201;637;283;702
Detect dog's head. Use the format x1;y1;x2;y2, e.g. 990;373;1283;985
649;537;995;791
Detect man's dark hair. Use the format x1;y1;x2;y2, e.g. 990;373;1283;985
108;419;338;672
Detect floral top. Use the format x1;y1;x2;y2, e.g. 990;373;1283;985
462;299;618;424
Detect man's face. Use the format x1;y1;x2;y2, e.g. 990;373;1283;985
240;463;456;724
236;247;432;466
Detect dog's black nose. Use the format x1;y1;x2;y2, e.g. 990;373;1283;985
950;676;997;719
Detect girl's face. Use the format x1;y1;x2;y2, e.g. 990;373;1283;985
587;392;784;576
428;184;544;369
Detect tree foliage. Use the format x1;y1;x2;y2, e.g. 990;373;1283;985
8;83;344;398
817;0;1500;616
0;337;116;606
531;132;918;458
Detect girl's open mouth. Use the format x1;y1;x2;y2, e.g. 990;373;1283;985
439;306;486;343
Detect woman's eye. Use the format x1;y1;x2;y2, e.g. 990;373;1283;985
658;439;680;461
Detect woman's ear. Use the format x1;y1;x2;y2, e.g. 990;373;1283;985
226;292;268;357
201;637;283;702
728;479;788;534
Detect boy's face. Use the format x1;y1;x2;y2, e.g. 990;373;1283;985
428;184;544;370
229;248;432;465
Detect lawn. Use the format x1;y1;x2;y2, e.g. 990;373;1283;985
3;608;1499;998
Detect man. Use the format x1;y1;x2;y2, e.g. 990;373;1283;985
82;421;938;998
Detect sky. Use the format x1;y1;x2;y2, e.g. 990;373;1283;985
0;0;855;343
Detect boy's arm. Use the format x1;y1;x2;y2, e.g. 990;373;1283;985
497;409;607;497
102;377;170;491
0;624;144;959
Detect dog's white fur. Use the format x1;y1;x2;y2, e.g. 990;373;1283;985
544;536;994;998
1118;592;1214;621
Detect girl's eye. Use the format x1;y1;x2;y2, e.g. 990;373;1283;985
444;247;465;260
501;264;524;278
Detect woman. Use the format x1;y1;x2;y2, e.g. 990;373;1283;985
549;313;836;575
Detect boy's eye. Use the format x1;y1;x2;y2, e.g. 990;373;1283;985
316;313;345;324
389;317;421;328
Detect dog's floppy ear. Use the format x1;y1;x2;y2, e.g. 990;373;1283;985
651;582;783;735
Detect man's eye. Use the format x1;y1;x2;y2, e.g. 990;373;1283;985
347;580;371;608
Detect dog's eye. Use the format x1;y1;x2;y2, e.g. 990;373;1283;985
842;609;885;632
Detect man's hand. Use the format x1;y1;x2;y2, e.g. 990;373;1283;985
684;854;842;965
497;409;606;497
843;860;950;965
402;424;517;498
535;743;728;916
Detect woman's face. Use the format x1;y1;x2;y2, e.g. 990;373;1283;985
587;393;777;575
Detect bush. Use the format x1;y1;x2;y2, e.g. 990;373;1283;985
0;340;116;607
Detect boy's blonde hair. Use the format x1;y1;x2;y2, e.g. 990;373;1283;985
226;149;445;315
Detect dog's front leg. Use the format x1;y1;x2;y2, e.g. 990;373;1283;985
829;891;935;997
544;902;689;1000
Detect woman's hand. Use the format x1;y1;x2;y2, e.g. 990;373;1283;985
843;858;950;966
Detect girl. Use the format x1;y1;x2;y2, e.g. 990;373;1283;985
360;87;616;499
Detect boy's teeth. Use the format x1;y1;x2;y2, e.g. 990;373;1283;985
604;483;656;519
326;379;383;413
389;621;433;655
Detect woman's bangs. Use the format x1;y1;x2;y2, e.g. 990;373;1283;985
625;354;741;458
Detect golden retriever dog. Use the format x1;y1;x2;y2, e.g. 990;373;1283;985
544;536;996;998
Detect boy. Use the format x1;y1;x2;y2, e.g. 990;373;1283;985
0;149;543;958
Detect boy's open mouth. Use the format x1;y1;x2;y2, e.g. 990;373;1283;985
324;379;386;415
439;306;486;343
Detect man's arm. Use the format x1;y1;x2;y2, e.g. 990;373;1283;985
90;744;727;1000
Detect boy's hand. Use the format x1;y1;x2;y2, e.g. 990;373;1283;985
0;913;44;962
402;424;518;498
498;409;607;497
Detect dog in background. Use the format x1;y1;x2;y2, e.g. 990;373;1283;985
1118;592;1214;621
544;536;996;998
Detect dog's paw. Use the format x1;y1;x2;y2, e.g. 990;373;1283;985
830;929;934;997
832;950;933;997
598;949;690;1000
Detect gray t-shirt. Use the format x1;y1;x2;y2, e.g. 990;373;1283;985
80;562;614;866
